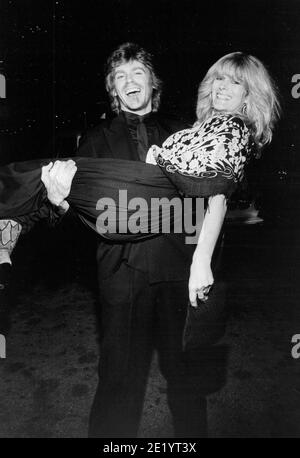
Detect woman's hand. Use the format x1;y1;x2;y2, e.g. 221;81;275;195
188;252;214;307
41;160;77;208
145;145;160;165
188;194;227;307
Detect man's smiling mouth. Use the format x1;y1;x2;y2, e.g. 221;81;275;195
126;88;141;96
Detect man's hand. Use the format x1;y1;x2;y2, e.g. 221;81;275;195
188;253;214;307
41;160;77;207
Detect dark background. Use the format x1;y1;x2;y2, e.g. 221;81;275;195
1;1;300;438
0;0;299;157
1;0;300;219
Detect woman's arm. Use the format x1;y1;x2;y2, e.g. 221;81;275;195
189;194;227;307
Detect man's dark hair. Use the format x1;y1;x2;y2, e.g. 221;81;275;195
105;42;162;113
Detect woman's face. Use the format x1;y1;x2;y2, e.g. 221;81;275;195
211;74;247;114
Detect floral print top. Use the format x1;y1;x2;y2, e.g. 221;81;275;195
147;113;253;197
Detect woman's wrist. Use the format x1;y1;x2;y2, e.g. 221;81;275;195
193;247;211;263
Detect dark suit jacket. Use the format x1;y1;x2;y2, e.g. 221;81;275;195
76;111;195;283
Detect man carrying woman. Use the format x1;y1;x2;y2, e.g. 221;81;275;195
0;44;280;437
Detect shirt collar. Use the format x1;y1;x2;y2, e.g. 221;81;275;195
122;110;153;126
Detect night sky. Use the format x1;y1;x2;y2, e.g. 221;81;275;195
0;0;300;170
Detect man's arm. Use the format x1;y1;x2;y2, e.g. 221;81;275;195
189;194;227;307
76;133;98;158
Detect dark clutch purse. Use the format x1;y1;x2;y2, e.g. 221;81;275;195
182;279;228;351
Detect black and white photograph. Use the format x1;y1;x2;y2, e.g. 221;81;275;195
0;0;300;442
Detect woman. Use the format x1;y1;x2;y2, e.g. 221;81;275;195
0;52;280;304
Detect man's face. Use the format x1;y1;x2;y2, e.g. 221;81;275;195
113;59;153;115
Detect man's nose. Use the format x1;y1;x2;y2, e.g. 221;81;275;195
126;73;134;83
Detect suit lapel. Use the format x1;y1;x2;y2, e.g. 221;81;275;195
102;112;181;160
103;114;140;161
153;114;175;144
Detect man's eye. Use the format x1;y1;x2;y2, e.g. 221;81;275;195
115;74;125;80
233;80;241;85
134;71;143;75
215;76;223;81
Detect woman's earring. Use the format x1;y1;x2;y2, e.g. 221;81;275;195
242;103;248;115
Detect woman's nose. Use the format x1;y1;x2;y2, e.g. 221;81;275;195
219;79;228;90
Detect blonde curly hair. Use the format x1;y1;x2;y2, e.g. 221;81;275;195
195;52;281;151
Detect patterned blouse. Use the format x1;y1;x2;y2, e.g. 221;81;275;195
147;113;253;198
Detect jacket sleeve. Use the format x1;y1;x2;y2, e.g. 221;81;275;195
76;123;107;158
77;133;98;158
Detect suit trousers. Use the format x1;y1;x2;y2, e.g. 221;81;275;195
88;262;208;438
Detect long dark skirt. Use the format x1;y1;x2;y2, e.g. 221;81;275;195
0;156;236;240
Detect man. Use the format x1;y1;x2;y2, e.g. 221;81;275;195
42;42;227;437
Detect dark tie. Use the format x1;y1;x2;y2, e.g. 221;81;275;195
123;112;150;161
136;117;149;161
